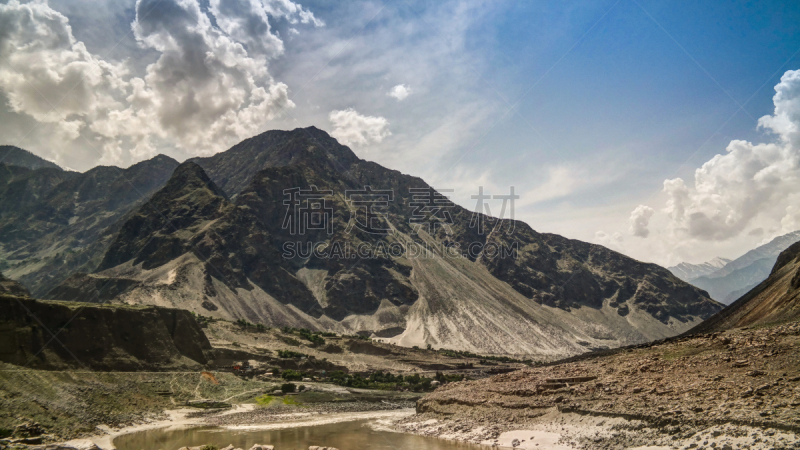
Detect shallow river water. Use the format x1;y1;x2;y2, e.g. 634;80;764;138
113;419;486;450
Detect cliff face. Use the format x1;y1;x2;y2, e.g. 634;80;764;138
689;240;800;333
0;296;212;371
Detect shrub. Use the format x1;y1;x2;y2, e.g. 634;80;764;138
281;383;297;393
277;350;306;359
281;369;303;381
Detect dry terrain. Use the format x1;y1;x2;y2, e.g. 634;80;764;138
396;321;800;449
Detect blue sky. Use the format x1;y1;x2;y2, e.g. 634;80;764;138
1;0;800;266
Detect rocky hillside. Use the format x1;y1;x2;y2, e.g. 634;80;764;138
0;154;179;296
0;271;29;296
399;321;800;449
690;241;800;333
46;127;721;356
0;295;212;371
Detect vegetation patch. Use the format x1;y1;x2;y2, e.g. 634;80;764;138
255;394;274;406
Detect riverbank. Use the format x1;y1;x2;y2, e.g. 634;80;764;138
95;407;416;449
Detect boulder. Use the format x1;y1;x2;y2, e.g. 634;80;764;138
249;446;275;450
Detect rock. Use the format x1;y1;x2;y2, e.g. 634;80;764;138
747;370;766;377
511;438;521;447
36;440;101;450
249;446;274;450
14;421;44;437
732;360;749;367
308;447;339;450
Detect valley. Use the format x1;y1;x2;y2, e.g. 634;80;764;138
0;127;796;449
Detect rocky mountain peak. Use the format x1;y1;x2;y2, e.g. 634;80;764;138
189;127;360;196
161;161;228;200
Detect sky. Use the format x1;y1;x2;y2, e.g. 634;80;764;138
1;0;800;268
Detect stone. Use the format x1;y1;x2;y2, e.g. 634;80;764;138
38;441;101;450
249;446;274;450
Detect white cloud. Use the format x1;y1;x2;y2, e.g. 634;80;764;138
628;205;654;238
616;69;800;264
0;1;127;123
388;84;411;101
594;230;624;252
328;108;391;146
0;0;320;167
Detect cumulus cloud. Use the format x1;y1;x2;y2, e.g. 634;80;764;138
388;84;411;101
0;1;127;123
633;69;800;244
0;0;321;166
329;108;391;146
629;205;655;238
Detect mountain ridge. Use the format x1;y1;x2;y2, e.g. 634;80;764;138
0;145;62;171
0;153;179;296
45;127;722;356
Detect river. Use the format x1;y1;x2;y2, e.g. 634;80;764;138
113;418;486;450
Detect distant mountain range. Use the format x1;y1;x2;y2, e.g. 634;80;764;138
668;230;800;304
667;257;731;281
689;240;800;333
2;128;721;355
0;152;179;296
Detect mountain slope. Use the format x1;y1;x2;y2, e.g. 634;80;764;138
689;241;800;333
47;127;722;356
689;230;800;302
667;257;730;282
0;155;179;296
0;145;62;171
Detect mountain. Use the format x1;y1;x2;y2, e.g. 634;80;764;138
46;127;722;356
689;241;800;333
0;271;29;297
667;257;730;282
0;154;180;296
687;230;800;303
0;145;62;171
